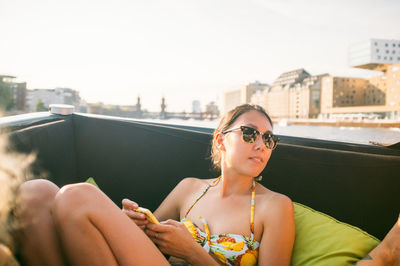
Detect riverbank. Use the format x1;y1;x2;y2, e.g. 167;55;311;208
275;119;400;129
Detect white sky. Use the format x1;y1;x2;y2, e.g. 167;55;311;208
1;0;399;112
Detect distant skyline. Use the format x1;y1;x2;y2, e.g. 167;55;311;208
1;0;399;112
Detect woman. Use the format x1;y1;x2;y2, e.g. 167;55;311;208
15;104;295;265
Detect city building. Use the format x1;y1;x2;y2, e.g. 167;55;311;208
320;65;400;119
0;75;27;112
271;69;310;88
205;101;219;119
250;69;326;119
14;82;27;111
262;69;311;118
319;38;400;119
223;88;242;114
223;81;270;113
192;100;201;113
349;39;400;71
250;89;269;109
291;74;328;119
27;87;81;112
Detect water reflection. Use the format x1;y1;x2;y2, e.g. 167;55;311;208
140;119;400;145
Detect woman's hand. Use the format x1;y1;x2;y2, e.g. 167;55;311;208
121;198;148;230
145;219;198;260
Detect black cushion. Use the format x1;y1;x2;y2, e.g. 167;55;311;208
5;113;399;240
7;118;77;186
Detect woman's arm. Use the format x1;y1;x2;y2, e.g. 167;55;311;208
258;194;295;266
146;220;219;266
356;215;400;265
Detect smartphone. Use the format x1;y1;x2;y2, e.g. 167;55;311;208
134;207;160;224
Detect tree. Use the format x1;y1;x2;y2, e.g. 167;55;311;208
35;99;47;112
0;79;15;112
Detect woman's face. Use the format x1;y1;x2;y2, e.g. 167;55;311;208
220;110;273;178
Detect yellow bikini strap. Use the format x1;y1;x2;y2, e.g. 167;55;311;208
184;176;221;218
250;179;256;239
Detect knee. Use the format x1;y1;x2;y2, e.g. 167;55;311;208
16;179;59;216
52;183;100;224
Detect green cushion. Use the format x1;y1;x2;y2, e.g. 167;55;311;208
85;177;99;188
291;202;380;266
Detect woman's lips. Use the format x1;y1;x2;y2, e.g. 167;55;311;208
249;156;263;163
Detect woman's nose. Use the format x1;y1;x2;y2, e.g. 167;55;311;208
254;134;266;150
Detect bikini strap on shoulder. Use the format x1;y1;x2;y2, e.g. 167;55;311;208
184;176;221;218
250;179;256;239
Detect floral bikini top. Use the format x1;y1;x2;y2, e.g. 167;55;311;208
181;177;260;266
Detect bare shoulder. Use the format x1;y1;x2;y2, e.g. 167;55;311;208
173;177;213;197
154;177;214;220
176;177;210;189
256;185;294;219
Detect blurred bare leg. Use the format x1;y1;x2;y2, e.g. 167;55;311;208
53;183;169;266
0;243;19;266
15;179;65;266
357;215;400;266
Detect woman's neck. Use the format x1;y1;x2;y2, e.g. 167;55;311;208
216;169;255;198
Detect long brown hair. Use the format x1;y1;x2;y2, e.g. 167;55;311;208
210;104;272;171
0;137;34;265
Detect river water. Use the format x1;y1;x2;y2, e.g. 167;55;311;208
139;118;400;146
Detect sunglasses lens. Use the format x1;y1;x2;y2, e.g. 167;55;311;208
264;136;273;149
263;134;279;150
241;127;257;143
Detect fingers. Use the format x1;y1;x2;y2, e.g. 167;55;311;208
161;219;181;226
122;208;146;220
145;228;163;246
121;199;148;229
147;221;176;233
122;209;148;224
121;198;138;210
145;228;157;239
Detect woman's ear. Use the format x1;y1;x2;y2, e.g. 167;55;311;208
215;132;225;151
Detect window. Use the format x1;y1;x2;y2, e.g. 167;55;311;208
384;56;387;60
385;43;388;47
393;43;396;47
376;49;379;52
393;50;396;54
375;42;378;46
390;57;393;60
386;50;389;53
378;55;381;59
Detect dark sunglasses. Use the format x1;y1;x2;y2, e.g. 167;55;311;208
222;126;280;150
